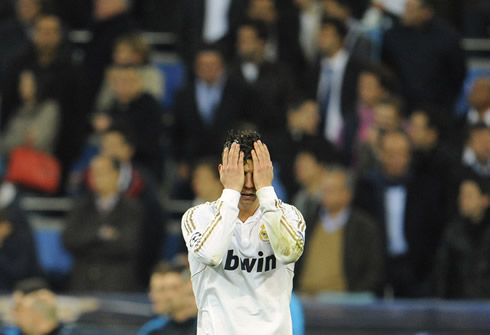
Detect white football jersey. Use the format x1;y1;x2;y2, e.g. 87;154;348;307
182;187;306;335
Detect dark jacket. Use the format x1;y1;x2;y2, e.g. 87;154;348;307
62;194;144;292
433;213;490;299
0;207;41;291
381;18;466;114
107;93;164;179
172;76;251;164
228;60;295;137
354;170;442;295
295;207;384;293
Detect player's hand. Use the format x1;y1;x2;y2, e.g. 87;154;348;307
219;142;244;192
251;140;273;190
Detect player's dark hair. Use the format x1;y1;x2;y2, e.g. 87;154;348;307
224;129;262;161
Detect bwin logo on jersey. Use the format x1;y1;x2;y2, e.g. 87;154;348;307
224;250;276;273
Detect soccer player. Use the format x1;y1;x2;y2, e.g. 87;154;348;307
181;129;306;334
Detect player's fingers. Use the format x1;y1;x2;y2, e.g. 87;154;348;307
222;147;228;165
222;146;229;166
231;142;240;166
238;151;244;169
261;142;271;161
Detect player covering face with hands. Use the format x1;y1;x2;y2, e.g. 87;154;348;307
181;129;306;335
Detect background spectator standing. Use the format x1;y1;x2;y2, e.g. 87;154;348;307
62;155;144;292
381;0;466;117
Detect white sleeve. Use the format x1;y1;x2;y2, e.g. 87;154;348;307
181;189;240;267
257;186;306;264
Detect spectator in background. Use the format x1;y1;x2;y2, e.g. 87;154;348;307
1;70;60;158
9;277;50;333
100;127;167;287
62;155;144;292
1;13;84;189
267;96;340;200
0;207;40;291
66;127;167;287
229;20;295;137
465;76;490;128
138;262;197;335
354;130;441;297
354;95;404;176
246;0;304;76
82;0;138;110
292;148;329;225
305;17;365;162
177;0;246;68
463;0;490;39
94;65;164;179
292;0;323;66
14;288;71;335
0;0;42;86
408;106;460;221
95;32;165;113
433;176;490;299
295;166;383;295
191;157;223;206
172;46;251;199
460;123;490;181
381;0;466;116
322;0;375;62
351;64;398;147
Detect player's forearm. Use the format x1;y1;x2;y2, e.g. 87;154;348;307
182;189;240;267
257;187;305;264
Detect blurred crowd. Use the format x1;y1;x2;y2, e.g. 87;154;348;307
1;0;490;326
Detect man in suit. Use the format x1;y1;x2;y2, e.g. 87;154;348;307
177;0;246;68
354;130;442;297
322;0;375;62
305;17;365;163
172;46;252;199
229;20;295;137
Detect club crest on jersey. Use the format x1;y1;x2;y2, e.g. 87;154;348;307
259;224;269;242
